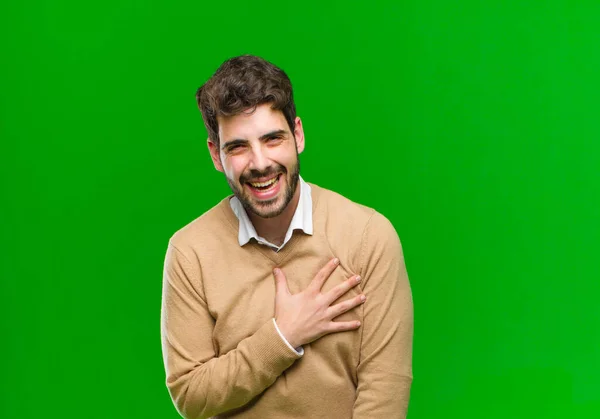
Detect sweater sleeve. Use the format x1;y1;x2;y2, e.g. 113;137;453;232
352;212;414;418
161;242;302;419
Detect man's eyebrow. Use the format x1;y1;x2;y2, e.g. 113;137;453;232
221;129;288;150
258;129;287;141
221;139;246;150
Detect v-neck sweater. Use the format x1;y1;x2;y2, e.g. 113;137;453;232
161;182;414;419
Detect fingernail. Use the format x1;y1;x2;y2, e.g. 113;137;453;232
333;258;339;265
356;276;361;283
273;268;280;275
360;295;366;302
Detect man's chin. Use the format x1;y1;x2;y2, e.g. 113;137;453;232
245;197;285;219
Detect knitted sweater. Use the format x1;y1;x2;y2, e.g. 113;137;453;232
161;183;414;418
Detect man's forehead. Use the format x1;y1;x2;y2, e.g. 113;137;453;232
218;107;289;140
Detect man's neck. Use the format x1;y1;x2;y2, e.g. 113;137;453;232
248;185;301;245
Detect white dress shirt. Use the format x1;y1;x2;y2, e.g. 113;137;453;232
229;175;313;355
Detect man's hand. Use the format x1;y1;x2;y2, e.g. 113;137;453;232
273;258;366;349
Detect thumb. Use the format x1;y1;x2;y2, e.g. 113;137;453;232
273;268;290;297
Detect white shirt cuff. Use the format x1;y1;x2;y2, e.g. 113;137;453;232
272;318;304;356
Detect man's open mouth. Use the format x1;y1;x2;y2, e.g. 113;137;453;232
246;174;281;192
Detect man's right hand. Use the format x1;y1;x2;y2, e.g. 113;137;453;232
273;258;366;349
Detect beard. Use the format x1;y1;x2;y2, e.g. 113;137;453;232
225;155;300;219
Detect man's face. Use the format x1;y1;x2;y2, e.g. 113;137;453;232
208;103;305;219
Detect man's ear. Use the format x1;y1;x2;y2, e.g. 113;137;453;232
207;138;224;172
294;116;305;154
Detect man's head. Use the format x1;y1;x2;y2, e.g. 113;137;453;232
196;55;305;219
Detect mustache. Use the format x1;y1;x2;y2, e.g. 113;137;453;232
240;168;286;183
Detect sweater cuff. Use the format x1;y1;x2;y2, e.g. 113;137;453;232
241;318;303;381
272;318;304;356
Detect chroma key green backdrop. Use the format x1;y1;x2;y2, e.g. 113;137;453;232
2;1;599;418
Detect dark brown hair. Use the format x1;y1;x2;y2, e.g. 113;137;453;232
196;55;297;148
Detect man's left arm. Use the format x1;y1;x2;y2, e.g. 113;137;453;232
353;211;414;418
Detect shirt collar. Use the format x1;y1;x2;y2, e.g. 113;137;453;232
229;175;313;248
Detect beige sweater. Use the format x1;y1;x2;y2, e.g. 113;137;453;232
161;183;414;418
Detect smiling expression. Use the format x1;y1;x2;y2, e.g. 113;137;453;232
208;103;305;219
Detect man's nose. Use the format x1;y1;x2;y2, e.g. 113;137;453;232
248;145;271;171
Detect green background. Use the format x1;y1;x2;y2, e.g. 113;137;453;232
2;1;599;418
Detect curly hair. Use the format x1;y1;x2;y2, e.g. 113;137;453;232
196;55;297;148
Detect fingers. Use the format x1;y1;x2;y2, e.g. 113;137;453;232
324;274;362;304
326;293;366;319
308;258;340;292
325;319;362;333
273;268;290;297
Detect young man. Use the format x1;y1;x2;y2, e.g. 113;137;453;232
161;55;413;419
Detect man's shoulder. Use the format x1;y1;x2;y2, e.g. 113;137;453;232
309;182;399;240
168;196;234;250
308;182;401;272
309;182;378;223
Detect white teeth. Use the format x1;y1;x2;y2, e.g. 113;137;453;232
250;176;278;188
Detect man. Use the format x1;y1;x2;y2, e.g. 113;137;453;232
161;55;413;419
